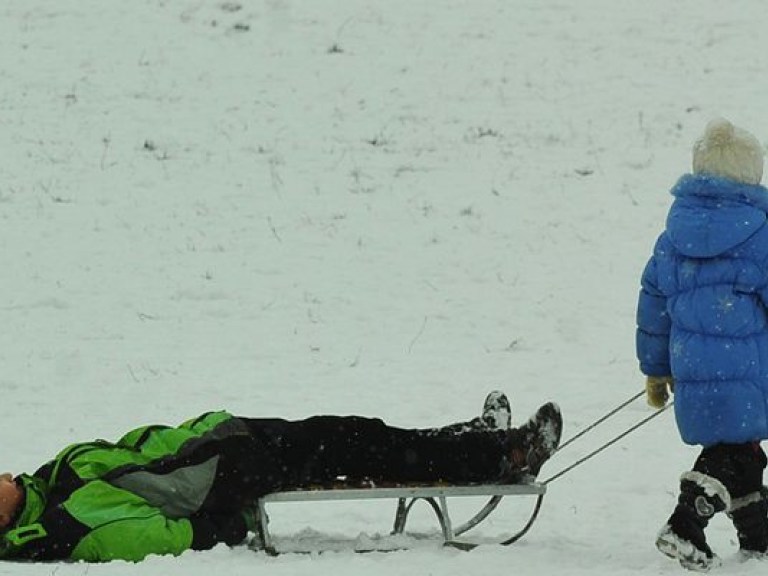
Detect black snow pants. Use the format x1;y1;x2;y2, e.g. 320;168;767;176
692;442;767;499
205;415;512;513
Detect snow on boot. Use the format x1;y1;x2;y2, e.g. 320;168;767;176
655;472;730;572
503;402;562;481
730;489;768;560
481;390;512;430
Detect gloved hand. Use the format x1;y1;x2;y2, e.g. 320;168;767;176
646;375;674;408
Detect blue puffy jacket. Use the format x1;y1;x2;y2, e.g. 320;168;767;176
636;173;768;446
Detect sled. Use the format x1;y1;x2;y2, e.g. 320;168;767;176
252;392;672;555
253;480;546;554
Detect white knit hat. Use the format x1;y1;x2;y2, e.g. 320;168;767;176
692;118;764;185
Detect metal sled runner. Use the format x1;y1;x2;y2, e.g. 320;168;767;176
254;481;546;554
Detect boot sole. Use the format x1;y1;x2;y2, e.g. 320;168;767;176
656;527;720;572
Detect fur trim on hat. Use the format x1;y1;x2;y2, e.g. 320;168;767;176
692;118;764;185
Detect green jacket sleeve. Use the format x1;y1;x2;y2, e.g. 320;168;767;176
5;482;248;562
66;481;196;562
4;481;194;562
71;515;194;562
70;508;249;561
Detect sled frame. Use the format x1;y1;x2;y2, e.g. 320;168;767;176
254;482;546;554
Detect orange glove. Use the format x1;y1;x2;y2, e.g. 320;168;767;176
646;376;674;408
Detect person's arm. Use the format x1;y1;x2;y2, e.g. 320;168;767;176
68;511;249;561
636;255;672;377
6;511;192;562
4;480;249;562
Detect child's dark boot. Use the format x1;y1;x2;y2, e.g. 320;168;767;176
656;472;730;572
730;488;768;561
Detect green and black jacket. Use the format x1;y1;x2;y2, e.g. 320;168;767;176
0;411;255;562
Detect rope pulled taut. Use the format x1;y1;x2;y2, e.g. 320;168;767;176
556;390;646;452
542;391;673;485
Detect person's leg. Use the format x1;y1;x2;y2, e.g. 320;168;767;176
721;443;768;556
694;443;765;499
656;444;758;570
241;402;561;490
656;468;728;570
242;415;510;488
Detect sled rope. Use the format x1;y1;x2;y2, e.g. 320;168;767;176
542;391;672;485
555;390;645;452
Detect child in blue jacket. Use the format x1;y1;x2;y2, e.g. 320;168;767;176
636;118;768;570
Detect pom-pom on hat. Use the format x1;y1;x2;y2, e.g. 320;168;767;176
692;118;764;185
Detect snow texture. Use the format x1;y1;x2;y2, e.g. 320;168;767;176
2;1;768;574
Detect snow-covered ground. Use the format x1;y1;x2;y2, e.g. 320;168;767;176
2;1;768;574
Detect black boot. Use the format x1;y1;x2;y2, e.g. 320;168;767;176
481;390;511;430
730;488;768;559
435;391;512;435
656;472;730;571
502;402;562;482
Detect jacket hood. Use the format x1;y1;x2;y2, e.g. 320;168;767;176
666;174;768;257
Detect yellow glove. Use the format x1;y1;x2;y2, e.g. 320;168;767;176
646;376;674;408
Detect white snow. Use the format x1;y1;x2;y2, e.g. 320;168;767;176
2;1;768;574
